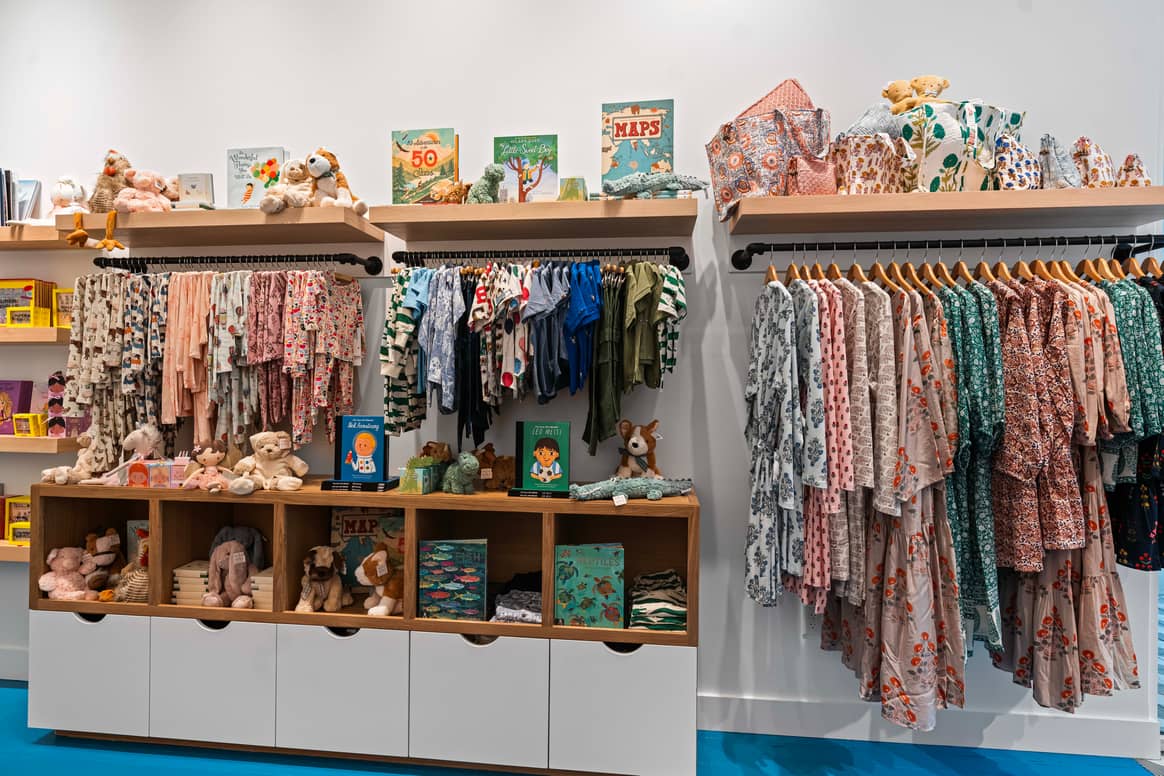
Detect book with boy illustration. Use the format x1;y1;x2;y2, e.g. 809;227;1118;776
493;134;558;203
510;421;570;498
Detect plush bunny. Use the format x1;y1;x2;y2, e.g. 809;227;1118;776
39;548;100;601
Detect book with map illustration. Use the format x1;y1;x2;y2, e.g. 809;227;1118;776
600;99;674;188
330;507;405;590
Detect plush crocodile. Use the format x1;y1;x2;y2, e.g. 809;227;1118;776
569;477;694;502
441;451;481;495
601;172;708;199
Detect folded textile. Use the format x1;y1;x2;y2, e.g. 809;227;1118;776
491;589;542;624
629;569;687;631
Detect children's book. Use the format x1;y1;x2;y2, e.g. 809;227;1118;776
335;415;386;483
554;543;625;628
600;99;674;187
178;173;215;206
493;135;558;203
511;421;570;496
330;507;405;589
418;539;487;621
391;128;458;204
226;147;285;209
0;381;32;435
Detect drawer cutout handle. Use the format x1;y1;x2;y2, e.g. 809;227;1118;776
461;634;498;647
326;626;360;639
196;619;231;631
603;641;644;655
74;613;106;624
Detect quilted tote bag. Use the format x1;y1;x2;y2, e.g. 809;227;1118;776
787;155;836;196
961;101;1025;189
992;133;1041;190
1117;154;1152;187
1072;136;1116;188
1039;134;1081;188
896;102;972;192
830;133;916;195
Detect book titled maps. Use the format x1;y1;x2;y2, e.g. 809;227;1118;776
418;539;486;621
493;135;558;203
330;507;405;590
391;128;458;204
226;147;285;209
554;543;624;628
600;99;674;189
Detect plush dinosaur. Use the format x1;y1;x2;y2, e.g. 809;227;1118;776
441;451;481;494
569;477;694;502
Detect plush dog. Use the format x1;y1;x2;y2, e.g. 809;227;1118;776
615;419;663;479
39;547;100;601
421;441;453;464
229;430;309;494
258;159;314;214
306;148;368;215
88;149;131;213
354;542;403;616
114;168;174;213
472;443;516;491
295;545;348;613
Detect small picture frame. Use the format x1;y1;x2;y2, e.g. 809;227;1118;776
53;289;74;329
6;520;30;546
12;413;39;436
5;306;31;326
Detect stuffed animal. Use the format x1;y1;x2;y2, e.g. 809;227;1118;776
615;419;663;479
471;444;516;491
295;546;348;613
38;547;100;601
258;159;314;214
229;430;309;494
42;428;101;485
441;451;481;494
431;179;471;204
182;440;233;492
203;539;256;609
79;424;164;485
909;75;950;107
84;528;125;591
882;79;918;115
421;441;453;464
466;163;505;204
162;176;181;203
354;542;403;616
305;148;368;215
104;532;149;603
208;525;267;572
113;169;174;214
88;149;131;213
46;176;89;217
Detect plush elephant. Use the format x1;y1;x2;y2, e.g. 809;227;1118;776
202;540;256;609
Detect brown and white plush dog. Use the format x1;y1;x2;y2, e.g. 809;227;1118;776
306;148;368;215
295;545;349;613
354;542;404;616
615;419;663;479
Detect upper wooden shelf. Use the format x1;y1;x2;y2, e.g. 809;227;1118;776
0;436;80;454
729;187;1164;235
0;327;69;345
57;208;386;248
0;224;64;250
0;542;29;563
370;199;699;242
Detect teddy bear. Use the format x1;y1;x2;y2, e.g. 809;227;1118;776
355;542;404;616
113;168;174;214
42;428;101;485
615;419;663;479
88;149;131;213
466;163;505;204
295;545;349;613
46;176;89;217
441;451;481;494
84;528;126;591
229;430;309;495
38;547;100;601
305;148;368;215
162;176;181;203
882;79;919;115
258;159;314;214
909;74;950;107
182;440;233;492
471;443;517;491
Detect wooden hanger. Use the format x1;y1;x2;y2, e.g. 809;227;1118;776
920;262;944;288
1030;257;1054;281
847;263;869;283
870;261;900;293
1076;258;1103;282
953;259;974;283
933;261;957;287
1107;257;1126;279
888;261;913;291
1144;255;1162;278
993;260;1013;281
764;264;780;284
903;261;933;296
1124;255;1145;278
826;262;843;280
973;261;996;283
1057;260;1081;283
809;262;825;280
1013;260;1034;280
785;263;802;283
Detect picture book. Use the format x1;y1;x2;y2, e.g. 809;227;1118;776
53;288;74;329
4;496;30;539
493;135;558;203
334;415;386;483
418;539;487;621
600;99;674;187
0;381;33;435
554;543;625;628
330;507;405;589
391;128;458;204
512;421;569;495
178;173;214;206
226;147;285;209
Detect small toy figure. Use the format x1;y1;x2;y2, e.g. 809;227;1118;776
46;177;89;217
615;419;662;479
441;451;481;494
466;163;505;204
530;437;563;484
345;432;379;476
182;440;233;493
41;427;101;485
229;430;309;494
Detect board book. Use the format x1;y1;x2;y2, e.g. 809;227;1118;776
418;539;487;621
391;128;458;204
554;543;625;628
334;415;387;483
226;147;285;209
510;421;569;497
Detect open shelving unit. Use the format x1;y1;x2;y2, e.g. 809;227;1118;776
0;437;79;454
0;327;69;345
0;224;63;250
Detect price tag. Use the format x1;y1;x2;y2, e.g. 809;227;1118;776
376;560;389;577
612;494;628;507
480;468;493;480
230;551;246;566
278;436;291;450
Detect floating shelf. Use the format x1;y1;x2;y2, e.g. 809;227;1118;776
0;224;64;250
729;187;1164;235
370;199;699;241
0;542;29;563
0;436;80;454
0;327;69;345
57;208;386;248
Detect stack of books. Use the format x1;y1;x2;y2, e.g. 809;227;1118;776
250;567;273;611
171;560;209;605
0;172;38;224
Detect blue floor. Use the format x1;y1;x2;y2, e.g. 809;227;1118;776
0;681;1149;775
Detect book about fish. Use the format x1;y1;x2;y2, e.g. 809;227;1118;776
493;134;558;203
512;421;570;495
334;415;386;483
391;128;458;204
600;99;674;187
554;543;624;628
418;539;487;621
330;508;406;590
226;147;285;209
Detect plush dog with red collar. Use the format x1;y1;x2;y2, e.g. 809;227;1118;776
615;419;663;479
306;147;368;215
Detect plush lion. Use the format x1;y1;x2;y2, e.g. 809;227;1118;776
258;159;314;214
229;430;309;495
306;148;367;215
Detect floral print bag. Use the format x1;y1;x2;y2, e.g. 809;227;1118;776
895;100;1023;192
1072;136;1116;188
830;133;916;195
992;133;1041;190
1039;134;1081;189
1117;153;1152;187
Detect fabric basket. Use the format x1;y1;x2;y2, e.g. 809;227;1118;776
992;134;1041;190
1039;134;1081;189
830;133;916;195
1117;154;1151;187
895;100;1024;192
1073;136;1116;188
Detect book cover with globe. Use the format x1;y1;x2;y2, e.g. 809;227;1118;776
600;99;674;188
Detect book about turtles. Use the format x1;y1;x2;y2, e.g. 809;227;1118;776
493;134;558;203
554;543;625;628
226;147;285;209
600;99;674;187
391;128;458;204
418;539;487;621
330;507;405;590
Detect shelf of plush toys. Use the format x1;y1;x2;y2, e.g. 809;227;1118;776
0;224;64;250
0;436;80;454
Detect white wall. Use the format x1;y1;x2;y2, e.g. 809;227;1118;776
0;0;1161;758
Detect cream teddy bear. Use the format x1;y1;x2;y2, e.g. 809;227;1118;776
258;159;314;214
229;430;309;495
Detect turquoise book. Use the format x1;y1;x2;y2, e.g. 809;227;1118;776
600;99;674;187
554;543;624;628
419;539;487;621
330;508;405;589
493;134;558;203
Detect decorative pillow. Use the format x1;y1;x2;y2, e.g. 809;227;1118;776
1117;154;1152;187
1039;134;1081;189
992;134;1041;190
1072;136;1116;188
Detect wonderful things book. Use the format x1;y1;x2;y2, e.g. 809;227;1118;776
600;99;674;189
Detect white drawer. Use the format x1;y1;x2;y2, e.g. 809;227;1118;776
550;641;696;776
28;611;150;737
410;632;548;769
149;617;276;746
275;624;409;756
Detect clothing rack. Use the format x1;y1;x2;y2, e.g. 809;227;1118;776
92;253;385;276
730;234;1164;270
391;245;690;272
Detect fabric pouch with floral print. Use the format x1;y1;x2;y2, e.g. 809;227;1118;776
1117;154;1152;187
1072;136;1116;188
992;133;1042;190
1039;134;1081;188
831;133;916;195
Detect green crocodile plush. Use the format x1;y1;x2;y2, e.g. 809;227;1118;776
601;172;708;199
441;451;481;494
569;477;693;502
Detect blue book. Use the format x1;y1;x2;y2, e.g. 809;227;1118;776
335;415;386;483
554;543;624;628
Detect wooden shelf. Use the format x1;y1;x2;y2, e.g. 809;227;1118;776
0;224;64;250
0;327;69;345
370;198;699;242
729;187;1164;235
57;208;386;248
0;436;79;454
0;542;29;563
